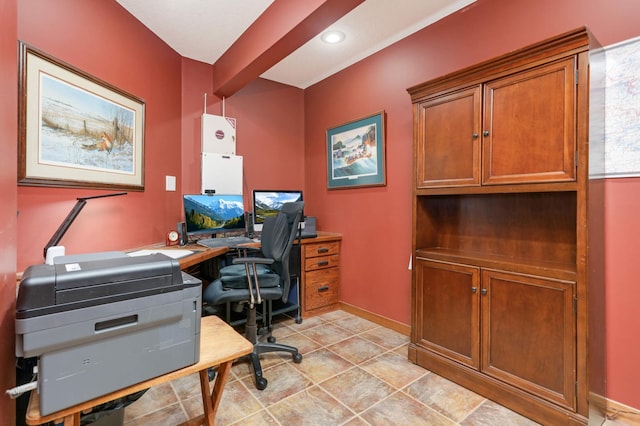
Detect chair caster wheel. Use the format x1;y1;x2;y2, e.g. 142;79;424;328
295;316;302;324
267;336;276;343
256;377;268;390
293;353;303;363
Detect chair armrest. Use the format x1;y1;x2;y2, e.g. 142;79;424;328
232;257;274;265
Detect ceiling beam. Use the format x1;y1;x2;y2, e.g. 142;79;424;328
211;0;364;98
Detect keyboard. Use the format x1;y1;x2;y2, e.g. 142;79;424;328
197;236;254;249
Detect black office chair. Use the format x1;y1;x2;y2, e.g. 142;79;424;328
202;201;304;390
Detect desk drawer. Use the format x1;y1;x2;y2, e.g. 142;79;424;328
305;254;339;271
304;241;340;258
305;268;339;310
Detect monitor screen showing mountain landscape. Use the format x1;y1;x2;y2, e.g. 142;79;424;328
252;190;303;225
183;194;245;235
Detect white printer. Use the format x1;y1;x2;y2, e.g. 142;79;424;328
15;251;201;416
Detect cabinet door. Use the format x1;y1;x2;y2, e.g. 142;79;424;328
481;269;576;409
414;259;480;369
482;57;576;185
415;86;481;188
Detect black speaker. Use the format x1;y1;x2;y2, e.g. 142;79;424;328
177;221;188;246
304;216;317;236
245;211;254;238
299;216;317;238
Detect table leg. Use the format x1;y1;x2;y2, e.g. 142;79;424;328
210;361;232;416
61;412;80;425
199;369;214;425
192;361;232;426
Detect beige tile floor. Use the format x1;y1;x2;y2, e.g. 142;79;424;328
121;310;623;426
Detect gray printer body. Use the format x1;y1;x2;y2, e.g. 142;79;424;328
15;252;201;416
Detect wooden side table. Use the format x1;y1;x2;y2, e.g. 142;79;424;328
25;315;252;426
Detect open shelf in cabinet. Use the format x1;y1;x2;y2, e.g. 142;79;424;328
414;191;577;280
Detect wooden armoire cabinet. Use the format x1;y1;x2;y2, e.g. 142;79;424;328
408;28;601;425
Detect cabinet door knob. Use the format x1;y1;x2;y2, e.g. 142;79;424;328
471;286;477;293
481;288;488;295
472;133;479;139
483;130;490;137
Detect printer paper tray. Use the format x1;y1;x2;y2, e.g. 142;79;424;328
17;290;188;357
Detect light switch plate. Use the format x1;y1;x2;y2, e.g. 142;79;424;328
166;175;176;191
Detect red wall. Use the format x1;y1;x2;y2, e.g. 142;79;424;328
16;0;184;272
604;179;640;406
0;0;18;420
220;78;305;195
14;2;305;282
180;58;213;195
304;0;640;409
15;1;306;270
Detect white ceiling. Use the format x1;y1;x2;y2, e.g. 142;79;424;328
116;0;475;89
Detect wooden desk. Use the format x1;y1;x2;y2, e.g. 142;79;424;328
25;316;253;426
130;243;229;270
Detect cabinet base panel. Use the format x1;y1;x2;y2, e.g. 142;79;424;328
408;344;587;426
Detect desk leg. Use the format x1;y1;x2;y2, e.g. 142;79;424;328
195;361;232;426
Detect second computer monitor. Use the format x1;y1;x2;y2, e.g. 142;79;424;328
252;189;303;232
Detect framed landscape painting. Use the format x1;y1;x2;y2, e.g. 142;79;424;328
18;42;145;190
326;111;386;189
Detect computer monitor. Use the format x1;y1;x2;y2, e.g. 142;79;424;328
251;190;303;232
183;194;245;236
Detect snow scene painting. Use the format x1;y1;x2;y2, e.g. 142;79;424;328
40;74;135;174
327;111;386;189
19;43;144;190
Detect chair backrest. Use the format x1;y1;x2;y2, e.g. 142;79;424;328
260;201;304;302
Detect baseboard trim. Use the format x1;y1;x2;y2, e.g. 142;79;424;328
591;392;640;425
338;302;410;336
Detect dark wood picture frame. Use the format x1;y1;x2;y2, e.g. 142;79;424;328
18;42;145;191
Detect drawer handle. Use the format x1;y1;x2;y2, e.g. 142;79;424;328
317;247;329;253
317;285;330;292
317;260;329;267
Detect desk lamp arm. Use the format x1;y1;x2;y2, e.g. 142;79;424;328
43;192;127;259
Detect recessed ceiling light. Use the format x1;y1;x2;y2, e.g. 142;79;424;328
321;30;345;44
